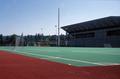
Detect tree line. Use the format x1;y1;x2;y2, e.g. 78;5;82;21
0;34;66;46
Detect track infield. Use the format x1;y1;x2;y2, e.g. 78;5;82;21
0;47;120;66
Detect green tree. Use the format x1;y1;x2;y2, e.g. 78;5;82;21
10;34;17;46
0;34;3;46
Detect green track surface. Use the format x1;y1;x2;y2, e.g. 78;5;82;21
0;46;120;66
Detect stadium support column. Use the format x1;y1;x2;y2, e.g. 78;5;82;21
58;8;60;46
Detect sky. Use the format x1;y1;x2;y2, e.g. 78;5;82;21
0;0;120;35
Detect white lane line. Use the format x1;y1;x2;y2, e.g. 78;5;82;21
100;62;120;66
13;50;104;66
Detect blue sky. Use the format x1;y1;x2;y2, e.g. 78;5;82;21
0;0;120;35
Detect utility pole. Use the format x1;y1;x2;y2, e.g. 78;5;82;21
58;8;60;46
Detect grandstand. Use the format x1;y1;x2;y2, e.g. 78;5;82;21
62;16;120;47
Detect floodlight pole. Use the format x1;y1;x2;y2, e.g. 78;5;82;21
58;8;60;46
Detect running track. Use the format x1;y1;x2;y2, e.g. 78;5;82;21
0;51;120;79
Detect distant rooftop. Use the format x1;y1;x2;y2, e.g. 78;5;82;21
62;16;120;33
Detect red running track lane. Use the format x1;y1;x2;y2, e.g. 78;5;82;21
0;50;120;79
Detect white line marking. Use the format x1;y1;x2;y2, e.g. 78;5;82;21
100;62;120;66
68;64;72;65
13;50;104;66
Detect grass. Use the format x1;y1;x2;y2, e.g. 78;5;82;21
0;46;120;66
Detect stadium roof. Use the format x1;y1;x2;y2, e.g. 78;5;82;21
62;16;120;33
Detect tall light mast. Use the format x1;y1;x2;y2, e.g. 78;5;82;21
58;8;60;46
